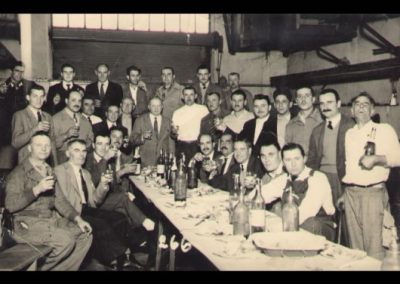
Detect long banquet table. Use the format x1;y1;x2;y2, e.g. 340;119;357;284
130;175;382;271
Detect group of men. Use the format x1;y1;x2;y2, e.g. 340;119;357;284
1;59;400;271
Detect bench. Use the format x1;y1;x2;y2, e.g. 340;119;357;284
0;244;52;271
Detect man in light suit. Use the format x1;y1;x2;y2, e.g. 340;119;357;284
53;90;94;164
54;139;132;268
84;63;123;118
122;65;149;118
11;85;58;165
131;96;174;167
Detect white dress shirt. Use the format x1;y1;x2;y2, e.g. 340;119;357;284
28;106;42;122
172;104;209;141
107;120;117;129
261;166;335;224
129;84;139;103
69;162;87;204
223;110;254;134
98;80;109;94
223;153;234;175
277;112;291;148
326;113;341;129
82;113;102;125
342;120;400;186
62;81;73;91
254;115;270;145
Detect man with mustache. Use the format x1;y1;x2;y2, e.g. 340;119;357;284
53;90;94;164
226;72;254;112
285;86;323;156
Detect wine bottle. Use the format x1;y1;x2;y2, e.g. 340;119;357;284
157;149;165;178
168;156;178;190
250;178;266;234
282;186;299;232
174;157;187;202
233;188;250;238
133;147;141;175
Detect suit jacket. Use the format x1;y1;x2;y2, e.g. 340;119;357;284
54;162;109;215
52;109;94;164
194;82;228;111
85;81;123;117
122;84;149;118
237;116;278;156
209;155;265;191
307;114;354;180
11;107;58;165
43;82;85;115
194;151;224;183
131;113;174;167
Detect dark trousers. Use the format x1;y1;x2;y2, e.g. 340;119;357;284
81;206;128;265
387;167;400;238
175;140;198;166
300;216;336;242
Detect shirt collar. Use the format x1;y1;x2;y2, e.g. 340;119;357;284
93;152;103;163
149;113;161;121
240;159;250;171
232;109;248;118
200;81;210;89
62;81;73;90
28;105;41;117
107;120;116;128
256;114;270;123
288;166;311;181
354;118;374;130
278;112;291;121
98;80;109;88
69;161;82;173
326;113;341;129
129;84;138;91
269;162;284;178
205;151;214;160
65;108;77;119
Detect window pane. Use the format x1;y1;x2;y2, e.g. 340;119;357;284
134;14;149;31
149;14;164;32
195;14;209;34
165;14;180;32
102;14;118;30
118;14;133;30
52;14;68;27
181;14;195;33
68;14;85;28
85;14;101;29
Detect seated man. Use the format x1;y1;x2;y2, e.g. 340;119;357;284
81;96;103;129
54;139;132;269
258;143;336;241
5;132;92;271
189;133;224;183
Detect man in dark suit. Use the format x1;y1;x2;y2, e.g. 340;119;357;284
84;63;123;118
237;94;278;157
122;65;149;118
43;63;85;115
209;139;264;192
189;134;224;183
194;65;227;111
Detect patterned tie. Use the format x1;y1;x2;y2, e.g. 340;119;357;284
100;83;105;99
327;120;333;130
79;169;89;203
37;111;42;122
154;117;159;139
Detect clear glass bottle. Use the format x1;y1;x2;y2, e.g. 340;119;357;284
282;187;299;232
174;158;187;202
233;188;250;238
133;147;141;175
168;156;178;190
381;227;400;271
250;178;266;234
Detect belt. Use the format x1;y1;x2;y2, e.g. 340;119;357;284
344;182;385;189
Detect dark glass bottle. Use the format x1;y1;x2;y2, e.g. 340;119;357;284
233;188;250;238
364;127;376;156
133;147;141;175
187;164;198;189
250;178;265;234
157;149;165;178
282;187;299;232
174;157;187;202
164;151;170;181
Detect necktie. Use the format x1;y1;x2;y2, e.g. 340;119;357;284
87;116;92;125
154;117;159;139
100;83;105;99
73;113;78;125
37;111;42;122
67;84;71;91
79;169;89;203
222;157;228;175
201;83;207;90
327;120;333;130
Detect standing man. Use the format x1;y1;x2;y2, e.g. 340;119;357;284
43;63;85;115
122;65;148;118
285;86;322;156
131;96;174;167
193;65;226;110
200;92;229;144
171;86;209;164
5;132;92;271
53;90;94;164
11;85;58;165
226;72;254;112
153;66;184;120
85;63;123;118
340;92;400;260
273;88;293;148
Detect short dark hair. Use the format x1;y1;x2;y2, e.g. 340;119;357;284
234;138;252;150
261;141;281;152
296;86;315;97
351;91;376;106
67;138;86;149
182;86;196;95
11;61;24;70
82;96;94;103
162;66;175;75
61;63;75;73
206;91;221;100
273;88;292;102
28;85;45;95
228;72;240;79
197;133;215;145
94;131;111;144
221;132;234;141
231;89;247;100
253;94;271;106
281;143;305;158
197;64;210;73
95;63;110;71
126;65;142;76
109;125;128;137
149;96;163;105
67;89;82;100
319;88;341;102
30;131;50;144
106;104;120;112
